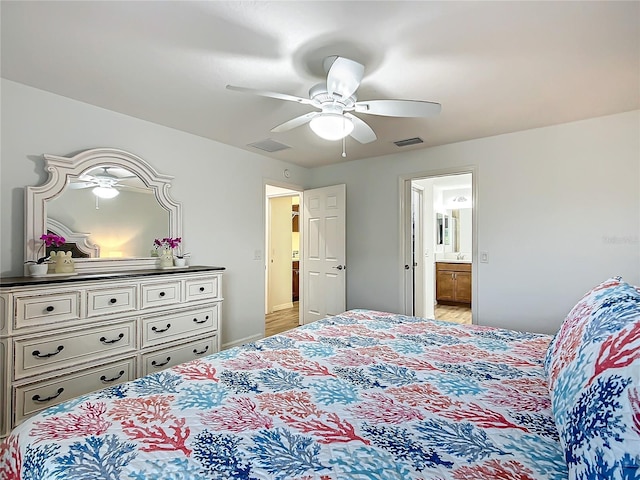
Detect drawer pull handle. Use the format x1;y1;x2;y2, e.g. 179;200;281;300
109;298;118;304
193;316;208;324
100;333;125;344
199;287;205;292
100;370;125;383
45;306;55;312
32;387;64;403
159;291;166;297
32;345;64;358
193;346;209;355
152;323;171;333
151;356;171;367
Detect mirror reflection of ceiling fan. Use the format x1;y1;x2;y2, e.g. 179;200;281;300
68;167;140;199
227;56;441;146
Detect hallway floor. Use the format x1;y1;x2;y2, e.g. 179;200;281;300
434;304;472;324
265;303;300;337
265;302;473;337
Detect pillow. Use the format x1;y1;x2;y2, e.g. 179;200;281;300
545;276;640;480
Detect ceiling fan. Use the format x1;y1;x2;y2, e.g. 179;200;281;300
69;167;137;199
226;56;441;144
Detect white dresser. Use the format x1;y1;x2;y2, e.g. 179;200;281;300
0;266;224;438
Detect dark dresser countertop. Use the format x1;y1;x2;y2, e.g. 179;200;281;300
0;265;226;288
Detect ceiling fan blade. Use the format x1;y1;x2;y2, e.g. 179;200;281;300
68;181;95;189
326;56;364;99
355;99;442;117
345;113;377;144
271;112;319;133
226;85;313;105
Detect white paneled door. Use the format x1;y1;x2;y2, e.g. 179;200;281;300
302;184;346;324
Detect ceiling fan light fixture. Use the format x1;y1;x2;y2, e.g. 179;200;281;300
92;186;119;199
309;113;354;141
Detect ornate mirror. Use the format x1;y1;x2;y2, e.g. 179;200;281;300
25;148;182;274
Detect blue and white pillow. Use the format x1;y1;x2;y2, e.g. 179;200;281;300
545;277;640;480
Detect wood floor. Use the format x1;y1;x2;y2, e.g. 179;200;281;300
265;302;472;337
434;304;472;325
265;302;300;337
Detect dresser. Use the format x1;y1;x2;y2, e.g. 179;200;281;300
0;266;224;438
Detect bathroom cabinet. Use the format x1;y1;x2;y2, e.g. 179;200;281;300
436;262;471;304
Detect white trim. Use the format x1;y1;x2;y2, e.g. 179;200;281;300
272;302;294;311
47;218;100;258
263;178;304;329
399;165;478;324
222;333;263;350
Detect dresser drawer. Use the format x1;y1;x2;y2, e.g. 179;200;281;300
87;286;137;317
0;294;8;335
141;281;181;309
185;276;220;302
142;335;217;375
141;305;218;348
14;320;136;379
0;339;6;437
14;291;81;329
14;358;136;425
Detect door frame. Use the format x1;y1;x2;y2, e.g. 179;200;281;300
399;166;478;323
264;180;304;326
410;184;425;317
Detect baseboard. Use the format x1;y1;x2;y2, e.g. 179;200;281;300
272;302;294;312
222;333;263;350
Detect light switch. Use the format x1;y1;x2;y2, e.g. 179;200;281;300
254;250;262;260
480;251;489;263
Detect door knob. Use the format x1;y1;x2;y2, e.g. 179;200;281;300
404;264;410;270
332;265;344;270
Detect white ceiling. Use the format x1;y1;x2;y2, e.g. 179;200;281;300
2;1;638;168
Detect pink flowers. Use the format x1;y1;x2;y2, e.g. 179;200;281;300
26;233;66;264
153;237;189;258
154;237;181;250
41;234;66;247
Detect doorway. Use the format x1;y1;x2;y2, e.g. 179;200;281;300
402;170;475;325
265;185;300;336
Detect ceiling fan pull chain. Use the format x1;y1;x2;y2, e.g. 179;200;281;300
341;115;348;158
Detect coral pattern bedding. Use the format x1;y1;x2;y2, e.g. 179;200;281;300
1;309;567;479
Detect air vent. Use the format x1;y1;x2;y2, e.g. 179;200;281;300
248;139;291;153
394;137;424;147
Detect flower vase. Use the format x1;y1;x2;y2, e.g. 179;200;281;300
29;264;49;276
159;249;174;268
174;257;186;267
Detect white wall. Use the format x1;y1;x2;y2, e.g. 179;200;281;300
413;178;436;319
2;80;638;338
267;196;293;312
458;208;472;254
310;110;640;334
0;79;311;347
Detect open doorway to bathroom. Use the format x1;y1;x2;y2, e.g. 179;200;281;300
403;171;474;325
265;185;301;336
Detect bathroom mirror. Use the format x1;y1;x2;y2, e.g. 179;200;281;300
436;213;451;247
25;148;182;274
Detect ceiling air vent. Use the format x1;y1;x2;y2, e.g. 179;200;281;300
248;139;291;153
394;137;424;147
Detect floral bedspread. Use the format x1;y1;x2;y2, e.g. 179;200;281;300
0;309;567;479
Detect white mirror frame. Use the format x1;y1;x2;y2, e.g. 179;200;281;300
25;148;182;274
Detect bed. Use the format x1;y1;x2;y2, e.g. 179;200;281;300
1;277;639;480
